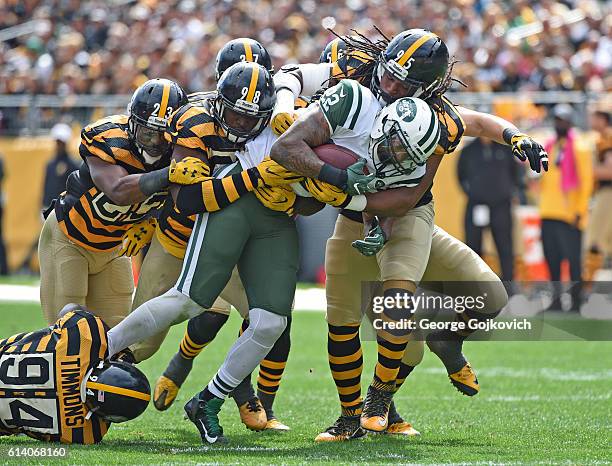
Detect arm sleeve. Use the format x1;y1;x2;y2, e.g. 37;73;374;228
175;170;260;215
273;63;333;97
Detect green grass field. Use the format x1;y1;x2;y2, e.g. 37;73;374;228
0;301;610;465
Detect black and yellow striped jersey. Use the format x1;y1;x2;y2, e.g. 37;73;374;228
431;96;466;156
157;94;308;255
165;93;241;166
54;115;167;252
0;310;110;444
157;93;242;256
156;195;195;259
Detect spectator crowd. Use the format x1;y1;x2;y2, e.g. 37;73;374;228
0;0;610;96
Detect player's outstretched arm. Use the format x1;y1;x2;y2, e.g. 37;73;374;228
88;155;209;206
458;107;549;173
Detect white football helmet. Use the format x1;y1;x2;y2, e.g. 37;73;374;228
369;97;440;179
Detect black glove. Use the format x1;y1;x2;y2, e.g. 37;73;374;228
510;133;549;173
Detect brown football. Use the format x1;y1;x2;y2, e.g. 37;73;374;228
313;144;368;173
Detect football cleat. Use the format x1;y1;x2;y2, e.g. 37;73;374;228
153;376;180;411
386;401;420;436
360;385;394;432
184;395;227;444
448;363;480;396
265;418;291;431
315;415;366;442
426;332;479;396
238;397;267;431
387;421;421;436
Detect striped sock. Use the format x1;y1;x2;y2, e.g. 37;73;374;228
328;324;363;416
179;312;229;360
257;318;291;416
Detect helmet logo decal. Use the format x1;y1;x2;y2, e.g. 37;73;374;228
397;99;418;122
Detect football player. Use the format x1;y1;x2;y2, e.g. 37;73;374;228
262;29;548;440
103;62;378;444
38;78;205;330
120;39;296;431
0;305;150;444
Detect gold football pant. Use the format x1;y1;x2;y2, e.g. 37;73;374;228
130;232;249;362
39;211;134;328
325;210;508;359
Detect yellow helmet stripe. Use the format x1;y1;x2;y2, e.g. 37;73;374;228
158;82;171;120
396;32;437;66
243;40;253;62
87;381;151;402
331;38;340;63
245;65;259;103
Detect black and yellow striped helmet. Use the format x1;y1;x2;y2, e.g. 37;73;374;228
319;37;347;64
214;62;276;143
215;38;273;82
84;360;151;423
371;29;448;104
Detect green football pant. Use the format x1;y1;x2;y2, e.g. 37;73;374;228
176;192;298;317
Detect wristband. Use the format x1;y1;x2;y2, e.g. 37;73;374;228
345;195;367;212
139;167;170;196
502;127;520;145
318;163;347;189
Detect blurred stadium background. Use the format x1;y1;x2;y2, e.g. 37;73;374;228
0;0;610;283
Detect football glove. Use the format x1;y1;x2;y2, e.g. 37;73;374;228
271;112;298;136
352;217;387;256
252;157;304;187
303;178;349;207
119;218;156;257
169;157;211;185
346;159;384;196
254;185;297;216
510;133;549;173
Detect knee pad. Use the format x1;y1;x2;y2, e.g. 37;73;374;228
248;308;287;347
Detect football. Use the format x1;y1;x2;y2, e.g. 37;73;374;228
313;143;368;173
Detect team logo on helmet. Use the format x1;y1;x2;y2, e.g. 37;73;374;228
396;99;418;122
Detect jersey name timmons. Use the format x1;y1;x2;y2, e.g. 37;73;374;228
372;318;532;332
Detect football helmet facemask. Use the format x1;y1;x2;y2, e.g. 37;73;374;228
127;78;188;166
215;38;274;82
83;360;151;423
214;62;276;144
371;29;449;105
369;97;440;178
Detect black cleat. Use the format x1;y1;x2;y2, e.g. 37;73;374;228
315;415;367;442
360;385;394;432
184;395;227;444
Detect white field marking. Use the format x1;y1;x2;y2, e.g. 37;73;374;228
169;446;280;454
0;284;39;302
392;394;610;403
418;366;612;381
0;283;328;311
